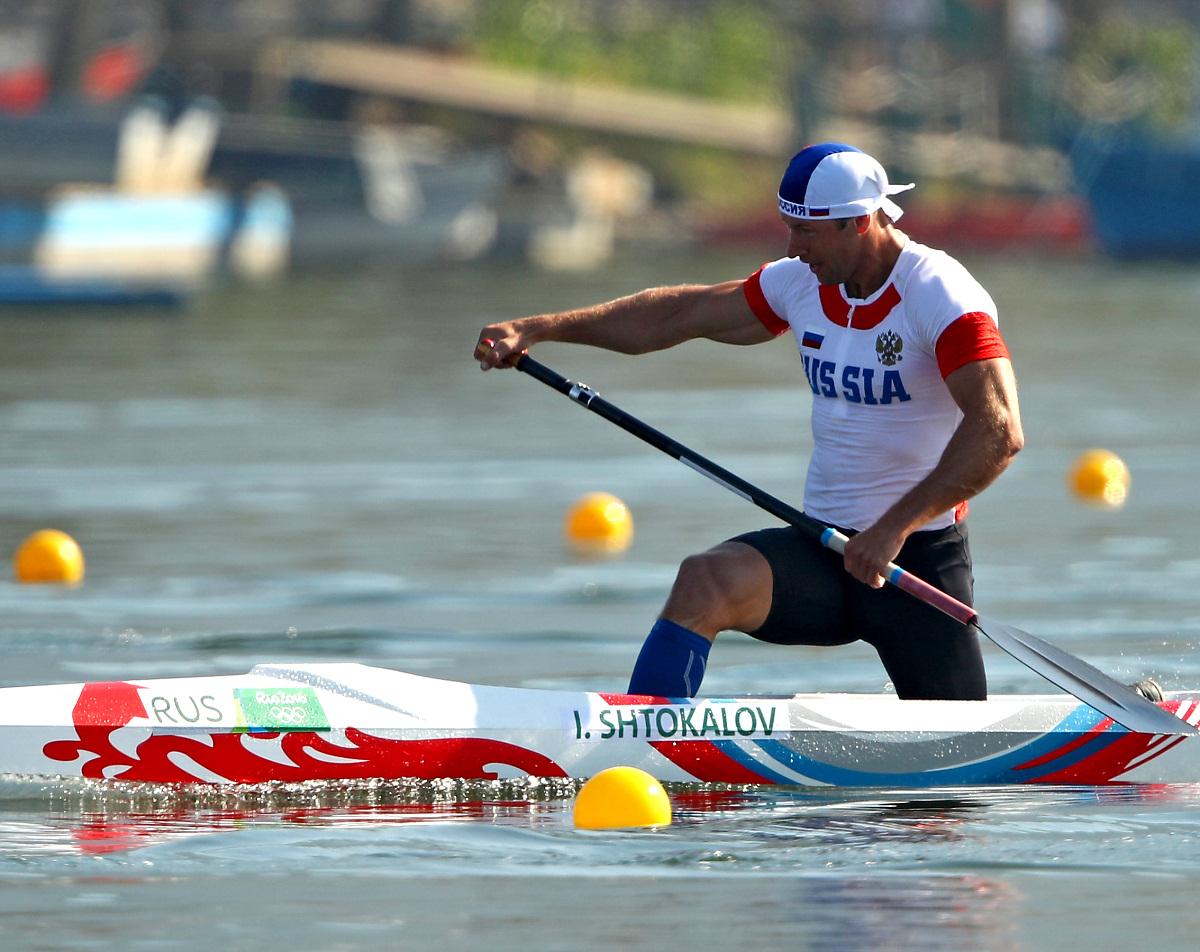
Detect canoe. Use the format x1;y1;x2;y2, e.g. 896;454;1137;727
2;662;1197;787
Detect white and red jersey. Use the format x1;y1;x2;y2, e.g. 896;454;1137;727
742;239;1009;532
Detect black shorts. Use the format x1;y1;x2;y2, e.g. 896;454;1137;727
730;522;986;700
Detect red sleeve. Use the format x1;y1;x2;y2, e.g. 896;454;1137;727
935;312;1010;379
742;266;790;337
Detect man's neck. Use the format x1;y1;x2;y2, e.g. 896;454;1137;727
844;225;907;299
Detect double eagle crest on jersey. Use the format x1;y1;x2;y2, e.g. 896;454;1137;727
801;329;911;405
875;330;903;366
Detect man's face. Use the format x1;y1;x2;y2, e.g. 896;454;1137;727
782;215;860;285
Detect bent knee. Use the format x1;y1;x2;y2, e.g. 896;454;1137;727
665;542;772;635
675;546;749;596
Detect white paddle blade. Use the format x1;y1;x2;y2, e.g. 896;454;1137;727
978;617;1197;736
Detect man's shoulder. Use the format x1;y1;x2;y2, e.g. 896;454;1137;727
900;239;978;282
760;255;813;279
898;240;992;306
756;255;818;297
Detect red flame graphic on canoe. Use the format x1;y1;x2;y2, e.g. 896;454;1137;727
42;681;567;784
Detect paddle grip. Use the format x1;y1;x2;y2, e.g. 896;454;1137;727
820;528;977;625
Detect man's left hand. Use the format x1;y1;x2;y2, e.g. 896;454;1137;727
841;522;908;589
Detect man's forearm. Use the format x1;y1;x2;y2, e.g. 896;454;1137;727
518;285;711;355
478;280;765;369
875;413;1023;539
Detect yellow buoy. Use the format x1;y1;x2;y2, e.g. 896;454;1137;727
14;529;85;584
573;765;672;830
1069;449;1130;509
564;492;633;555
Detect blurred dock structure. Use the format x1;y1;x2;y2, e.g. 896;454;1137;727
253;39;794;156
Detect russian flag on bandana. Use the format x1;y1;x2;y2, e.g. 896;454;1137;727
801;331;824;349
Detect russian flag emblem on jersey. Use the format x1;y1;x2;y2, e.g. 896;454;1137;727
802;331;824;349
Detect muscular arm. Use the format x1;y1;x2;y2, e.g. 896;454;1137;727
842;357;1024;587
475;279;775;368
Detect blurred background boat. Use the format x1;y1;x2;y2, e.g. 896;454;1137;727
0;101;506;304
1069;133;1200;259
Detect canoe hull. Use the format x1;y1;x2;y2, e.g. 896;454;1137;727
3;663;1198;787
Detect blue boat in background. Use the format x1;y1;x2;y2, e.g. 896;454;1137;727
0;185;289;307
0;183;295;306
1070;133;1200;259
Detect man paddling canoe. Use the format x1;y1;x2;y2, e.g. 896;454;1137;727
475;142;1023;701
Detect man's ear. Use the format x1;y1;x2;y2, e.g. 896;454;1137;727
855;214;871;235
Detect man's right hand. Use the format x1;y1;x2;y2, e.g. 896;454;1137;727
474;323;528;370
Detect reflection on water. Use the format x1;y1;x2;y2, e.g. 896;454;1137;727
786;875;1019;952
0;773;1198;947
5;778;1197;947
0;776;1191;857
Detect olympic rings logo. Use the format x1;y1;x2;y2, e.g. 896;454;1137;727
268;705;309;725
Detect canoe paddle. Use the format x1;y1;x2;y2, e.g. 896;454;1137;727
512;352;1197;736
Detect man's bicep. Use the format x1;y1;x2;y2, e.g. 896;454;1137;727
945;357;1021;421
696;280;783;346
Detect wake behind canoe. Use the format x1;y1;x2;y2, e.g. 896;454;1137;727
0;662;1196;787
